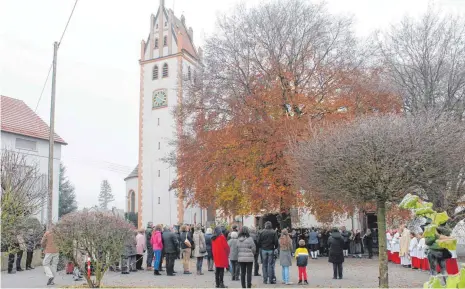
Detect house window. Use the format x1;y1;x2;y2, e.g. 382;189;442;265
129;190;135;213
152;65;158;80
158;118;160;126
156;23;159;29
162;63;168;78
15;138;37;151
158;197;160;204
163;36;167;46
164;21;167;27
155;38;158;48
158;142;160;150
188;66;191;80
158;170;160;177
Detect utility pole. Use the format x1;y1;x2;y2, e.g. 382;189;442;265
47;41;58;228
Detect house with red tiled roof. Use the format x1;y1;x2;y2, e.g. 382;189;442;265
1;95;67;224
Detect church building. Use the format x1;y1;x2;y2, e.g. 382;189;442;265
125;0;205;228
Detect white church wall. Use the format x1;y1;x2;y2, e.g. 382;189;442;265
141;55;180;226
125;177;138;213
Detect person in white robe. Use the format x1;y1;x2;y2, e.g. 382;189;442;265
386;230;392;262
416;234;428;271
409;232;418;269
399;226;411;267
391;230;401;264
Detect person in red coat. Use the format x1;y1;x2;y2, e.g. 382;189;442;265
212;226;230;288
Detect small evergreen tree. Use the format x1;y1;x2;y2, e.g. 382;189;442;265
98;180;114;210
58;163;78;217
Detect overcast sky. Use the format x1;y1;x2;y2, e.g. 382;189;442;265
1;0;464;211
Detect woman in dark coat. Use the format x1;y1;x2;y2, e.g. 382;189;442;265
205;228;214;271
328;228;345;280
364;229;374;259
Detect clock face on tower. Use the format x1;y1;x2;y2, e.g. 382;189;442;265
152;89;168;109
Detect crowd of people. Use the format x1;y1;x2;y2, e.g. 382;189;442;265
289;226;376;259
386;225;459;276
115;221;379;288
7;221;380;288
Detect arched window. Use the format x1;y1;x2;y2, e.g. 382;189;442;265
162;63;168;78
154;38;158;49
152;65;159;80
129;190;135;213
188;66;191;80
163;36;168;46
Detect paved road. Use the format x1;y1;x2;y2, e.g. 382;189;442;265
1;257;429;288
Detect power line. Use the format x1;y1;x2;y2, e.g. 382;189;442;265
34;0;79;112
58;0;79;47
35;63;53;112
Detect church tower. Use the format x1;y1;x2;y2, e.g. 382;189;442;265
137;0;200;228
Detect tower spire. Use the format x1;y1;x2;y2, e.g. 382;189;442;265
160;0;165;9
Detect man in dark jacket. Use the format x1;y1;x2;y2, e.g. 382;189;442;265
328;228;345;279
145;222;153;270
340;226;351;257
258;221;278;284
250;227;261;276
162;226;179;276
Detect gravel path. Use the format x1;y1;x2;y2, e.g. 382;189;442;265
1;257;430;288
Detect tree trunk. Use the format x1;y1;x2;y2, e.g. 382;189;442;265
377;200;389;288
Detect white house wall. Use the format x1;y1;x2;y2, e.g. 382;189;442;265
1;131;61;224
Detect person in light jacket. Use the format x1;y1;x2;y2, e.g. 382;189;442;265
279;229;293;285
180;225;194;274
151;224;163;275
136;229;146;270
228;231;240;281
193;224;207;275
308;227;319;259
237;226;256;289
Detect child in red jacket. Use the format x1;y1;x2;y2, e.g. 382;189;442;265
212;227;230;288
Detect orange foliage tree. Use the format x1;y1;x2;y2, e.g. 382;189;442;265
169;0;401;220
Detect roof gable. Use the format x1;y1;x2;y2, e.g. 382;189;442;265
124;165;138;181
1;95;67;144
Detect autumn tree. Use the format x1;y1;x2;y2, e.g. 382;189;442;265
59;163;77;217
291;113;465;288
1;149;47;253
53;210;134;288
378;8;465;221
170;0;401;219
98;180;113;210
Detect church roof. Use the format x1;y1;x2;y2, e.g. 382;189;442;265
172;15;198;59
1;95;67;144
124;165;138;181
145;3;199;61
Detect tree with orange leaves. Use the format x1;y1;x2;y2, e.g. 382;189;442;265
168;0;401;221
